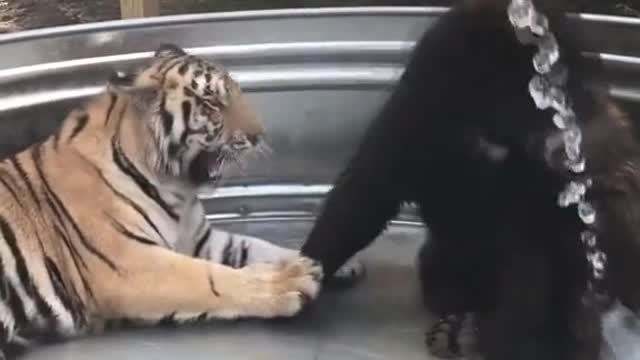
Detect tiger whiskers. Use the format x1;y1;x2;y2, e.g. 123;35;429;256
236;141;272;174
223;152;247;174
255;141;274;158
241;140;273;170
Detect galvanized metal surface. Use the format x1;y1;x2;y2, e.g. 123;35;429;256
1;7;639;359
1;7;640;180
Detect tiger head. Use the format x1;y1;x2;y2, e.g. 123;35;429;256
110;44;264;185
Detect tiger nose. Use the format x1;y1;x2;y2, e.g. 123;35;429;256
246;134;262;146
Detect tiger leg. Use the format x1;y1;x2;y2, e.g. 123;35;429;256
0;300;31;360
0;304;17;359
92;244;322;322
178;203;364;286
194;227;365;286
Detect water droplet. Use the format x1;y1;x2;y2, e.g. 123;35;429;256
565;156;586;173
557;181;586;207
548;64;569;87
563;126;582;161
533;53;552;74
533;34;559;73
565;143;581;162
552;112;575;129
557;193;569;208
584;178;593;188
578;201;596;224
529;76;551;109
530;12;549;36
587;251;607;272
508;0;535;29
581;230;597;248
528;76;570;113
549;87;569;113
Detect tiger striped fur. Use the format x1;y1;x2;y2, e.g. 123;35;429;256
0;44;345;358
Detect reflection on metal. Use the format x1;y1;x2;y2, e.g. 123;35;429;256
0;41;412;82
0;7;638;224
0;7;637;46
569;12;640;25
0;86;104;112
200;184;332;200
0;7;448;44
200;183;422;226
206;212;424;227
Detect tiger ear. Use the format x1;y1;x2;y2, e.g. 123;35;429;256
107;77;160;116
154;43;187;59
108;71;137;88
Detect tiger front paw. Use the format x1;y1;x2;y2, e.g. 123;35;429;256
234;256;323;318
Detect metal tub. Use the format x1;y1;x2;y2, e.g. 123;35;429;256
1;7;639;359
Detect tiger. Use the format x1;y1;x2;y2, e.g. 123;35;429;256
0;43;361;358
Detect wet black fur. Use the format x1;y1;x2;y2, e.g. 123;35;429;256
301;2;640;360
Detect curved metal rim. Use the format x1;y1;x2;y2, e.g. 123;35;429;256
2;54;638;113
0;45;630;86
0;6;636;45
200;184;424;226
200;184;333;200
0;64;403;112
206;213;424;227
0;41;413;82
0;7;448;44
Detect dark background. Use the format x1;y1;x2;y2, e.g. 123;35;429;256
1;0;639;34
